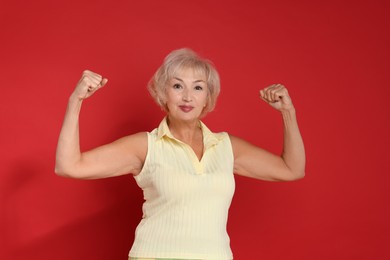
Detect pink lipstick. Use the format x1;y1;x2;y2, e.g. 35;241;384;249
179;105;194;112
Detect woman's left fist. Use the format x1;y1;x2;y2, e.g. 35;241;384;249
259;84;294;111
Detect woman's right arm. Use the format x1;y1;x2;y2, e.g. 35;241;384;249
55;70;147;179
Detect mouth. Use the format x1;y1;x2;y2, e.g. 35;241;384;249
178;105;194;112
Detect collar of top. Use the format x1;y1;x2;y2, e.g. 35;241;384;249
156;117;222;150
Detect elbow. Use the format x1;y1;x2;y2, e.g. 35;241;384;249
54;156;69;177
284;161;305;181
281;170;305;182
294;170;305;180
54;162;63;176
55;155;83;178
54;162;77;178
54;164;70;177
290;168;305;181
54;163;93;179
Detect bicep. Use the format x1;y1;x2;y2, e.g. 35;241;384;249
230;134;292;181
75;132;147;179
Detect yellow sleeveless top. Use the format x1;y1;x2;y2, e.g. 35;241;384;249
129;118;235;260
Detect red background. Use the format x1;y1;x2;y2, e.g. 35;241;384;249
1;0;389;259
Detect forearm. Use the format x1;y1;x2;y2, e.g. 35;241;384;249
55;95;83;176
280;108;306;179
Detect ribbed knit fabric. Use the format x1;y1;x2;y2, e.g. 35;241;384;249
129;117;235;260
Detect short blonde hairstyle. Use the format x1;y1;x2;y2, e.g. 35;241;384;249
148;48;220;117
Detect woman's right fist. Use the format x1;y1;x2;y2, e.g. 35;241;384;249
72;70;108;100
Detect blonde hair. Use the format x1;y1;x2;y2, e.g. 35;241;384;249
148;48;220;117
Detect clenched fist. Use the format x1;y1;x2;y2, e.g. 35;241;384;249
260;84;294;112
72;70;108;100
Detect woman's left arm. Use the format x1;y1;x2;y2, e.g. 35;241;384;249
231;84;305;181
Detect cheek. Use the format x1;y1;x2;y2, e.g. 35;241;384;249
165;90;178;102
200;93;208;105
165;94;182;111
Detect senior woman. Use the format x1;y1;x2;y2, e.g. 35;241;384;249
55;48;305;260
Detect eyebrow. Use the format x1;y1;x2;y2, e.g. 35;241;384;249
173;77;206;83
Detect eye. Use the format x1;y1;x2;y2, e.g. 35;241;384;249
173;83;182;89
194;85;203;91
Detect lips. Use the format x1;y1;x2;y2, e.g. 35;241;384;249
179;105;194;112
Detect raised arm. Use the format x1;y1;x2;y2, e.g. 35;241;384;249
231;84;305;181
55;70;147;179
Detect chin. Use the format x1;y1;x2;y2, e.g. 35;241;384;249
170;112;201;121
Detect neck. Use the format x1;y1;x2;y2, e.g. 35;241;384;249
167;116;202;142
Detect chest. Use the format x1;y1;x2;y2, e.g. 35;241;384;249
136;135;235;200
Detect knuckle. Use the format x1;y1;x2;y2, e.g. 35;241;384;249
81;78;92;86
81;75;90;81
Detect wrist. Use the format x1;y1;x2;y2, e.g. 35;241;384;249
280;105;296;115
280;106;297;125
69;93;84;104
67;94;84;114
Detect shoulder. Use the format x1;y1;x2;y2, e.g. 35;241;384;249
228;134;245;147
215;131;229;140
114;132;148;158
228;134;262;158
117;131;148;144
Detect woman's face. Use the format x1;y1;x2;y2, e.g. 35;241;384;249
165;67;208;122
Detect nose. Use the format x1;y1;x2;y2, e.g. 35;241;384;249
182;89;192;102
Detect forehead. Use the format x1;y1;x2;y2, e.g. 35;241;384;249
172;66;207;81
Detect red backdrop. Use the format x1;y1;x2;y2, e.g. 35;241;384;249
1;0;389;259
